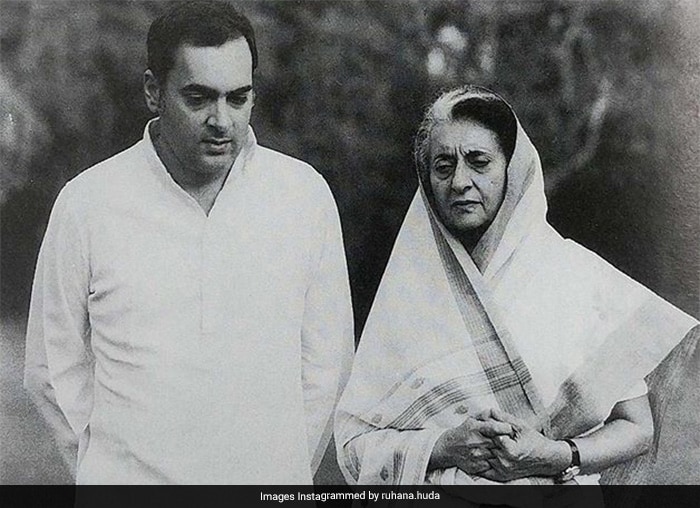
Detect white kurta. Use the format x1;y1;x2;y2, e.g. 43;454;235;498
24;124;354;484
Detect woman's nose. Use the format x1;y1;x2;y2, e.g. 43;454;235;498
451;160;473;193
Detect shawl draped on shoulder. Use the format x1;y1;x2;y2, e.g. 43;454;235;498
335;88;698;488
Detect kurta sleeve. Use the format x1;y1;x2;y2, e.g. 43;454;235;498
24;183;94;470
300;187;354;475
335;408;445;485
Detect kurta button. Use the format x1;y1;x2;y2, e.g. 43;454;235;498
410;377;425;389
371;414;382;425
454;404;468;414
380;467;389;481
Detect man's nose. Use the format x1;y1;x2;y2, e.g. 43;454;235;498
451;160;473;193
205;98;233;131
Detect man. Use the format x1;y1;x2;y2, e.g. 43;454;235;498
24;1;353;484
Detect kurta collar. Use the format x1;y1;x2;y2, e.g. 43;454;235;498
140;118;257;212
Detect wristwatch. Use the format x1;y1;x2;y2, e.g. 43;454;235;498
556;439;581;483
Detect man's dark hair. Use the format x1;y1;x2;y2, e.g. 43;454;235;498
147;0;258;82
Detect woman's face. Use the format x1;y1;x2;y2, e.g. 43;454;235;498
428;118;508;236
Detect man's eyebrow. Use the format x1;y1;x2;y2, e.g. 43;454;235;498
180;84;253;95
181;84;216;95
228;85;253;95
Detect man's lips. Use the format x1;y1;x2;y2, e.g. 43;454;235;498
202;139;233;153
202;138;232;146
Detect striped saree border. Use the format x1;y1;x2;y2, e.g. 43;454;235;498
427;209;547;428
387;372;522;430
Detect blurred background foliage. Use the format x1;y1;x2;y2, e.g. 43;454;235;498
0;0;698;486
2;0;698;330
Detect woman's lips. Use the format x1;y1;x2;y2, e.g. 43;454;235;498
451;199;481;212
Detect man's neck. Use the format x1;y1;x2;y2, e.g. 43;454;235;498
150;122;234;215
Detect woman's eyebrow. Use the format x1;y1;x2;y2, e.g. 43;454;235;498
459;147;491;157
432;153;455;161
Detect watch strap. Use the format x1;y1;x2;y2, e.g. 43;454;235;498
563;439;580;467
555;439;582;483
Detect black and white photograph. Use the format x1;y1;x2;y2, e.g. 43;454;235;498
1;0;698;504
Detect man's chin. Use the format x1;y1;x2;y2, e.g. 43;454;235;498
197;155;236;175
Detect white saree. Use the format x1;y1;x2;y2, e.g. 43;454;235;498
334;92;698;489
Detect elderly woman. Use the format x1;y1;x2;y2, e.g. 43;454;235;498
334;85;698;492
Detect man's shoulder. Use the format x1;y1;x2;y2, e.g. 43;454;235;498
55;140;148;215
252;145;339;213
254;145;325;187
67;140;146;191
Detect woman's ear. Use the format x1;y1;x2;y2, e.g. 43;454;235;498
143;69;162;114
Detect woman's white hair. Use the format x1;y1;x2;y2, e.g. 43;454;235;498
413;84;516;190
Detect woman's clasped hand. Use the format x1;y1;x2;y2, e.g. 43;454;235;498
432;408;570;481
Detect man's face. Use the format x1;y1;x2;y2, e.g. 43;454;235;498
147;38;254;179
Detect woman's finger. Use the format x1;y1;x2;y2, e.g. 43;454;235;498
479;467;503;482
491;447;511;462
478;419;513;437
468;447;493;460
464;459;491;474
474;409;492;421
489;407;516;423
492;434;514;449
491;407;527;429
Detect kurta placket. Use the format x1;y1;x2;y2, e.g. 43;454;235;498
205;152;250;340
145;133;250;340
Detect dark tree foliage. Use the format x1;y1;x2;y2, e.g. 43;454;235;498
1;0;698;331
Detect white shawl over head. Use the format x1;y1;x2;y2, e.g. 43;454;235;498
335;86;698;487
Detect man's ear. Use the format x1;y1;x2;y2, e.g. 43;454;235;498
144;69;162;114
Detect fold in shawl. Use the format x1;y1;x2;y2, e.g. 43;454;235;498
335;88;698;487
